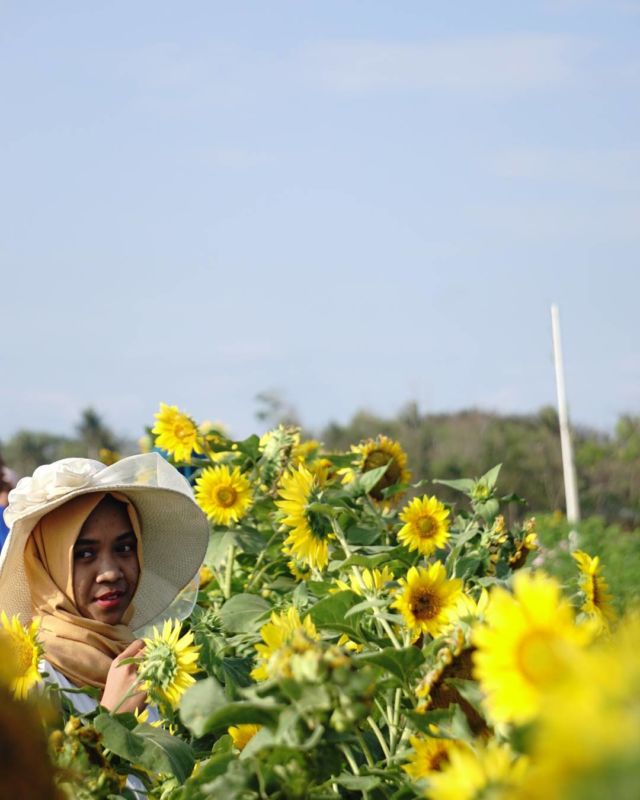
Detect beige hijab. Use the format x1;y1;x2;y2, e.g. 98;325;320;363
23;491;142;689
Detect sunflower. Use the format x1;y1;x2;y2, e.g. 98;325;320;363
140;619;200;709
572;550;615;629
152;403;203;463
287;559;313;582
403;735;462;781
425;740;528;800
334;566;395;596
341;435;411;502
198;564;215;587
472;571;595;725
517;612;640;800
229;723;262;751
251;607;319;682
292;439;322;465
194;465;253;526
0;612;43;700
398;495;450;557
276;465;332;570
392;564;463;638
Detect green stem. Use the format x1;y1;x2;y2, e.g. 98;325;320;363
340;743;360;775
331;518;353;559
332;518;402;650
388;688;402;755
223;543;236;599
377;615;402;649
355;730;375;767
367;716;391;762
245;530;282;591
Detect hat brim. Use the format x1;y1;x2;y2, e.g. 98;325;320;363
0;454;209;630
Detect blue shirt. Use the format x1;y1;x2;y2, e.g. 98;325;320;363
0;505;9;553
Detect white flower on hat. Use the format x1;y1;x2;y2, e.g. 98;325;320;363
5;459;104;528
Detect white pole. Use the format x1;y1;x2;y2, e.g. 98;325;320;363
551;305;581;530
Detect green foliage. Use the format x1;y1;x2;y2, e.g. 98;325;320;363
535;514;640;614
322;406;640;526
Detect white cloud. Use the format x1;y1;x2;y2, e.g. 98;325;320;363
300;34;588;94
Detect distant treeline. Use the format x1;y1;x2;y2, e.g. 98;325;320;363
318;404;640;527
3;404;639;526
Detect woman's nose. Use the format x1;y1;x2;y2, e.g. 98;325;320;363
96;555;123;582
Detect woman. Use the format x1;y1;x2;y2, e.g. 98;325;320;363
0;452;209;714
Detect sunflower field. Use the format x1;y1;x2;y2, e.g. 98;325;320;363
2;402;640;799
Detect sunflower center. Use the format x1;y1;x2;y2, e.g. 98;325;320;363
13;639;33;675
590;575;600;608
216;486;238;507
426;745;450;772
411;590;442;621
516;631;563;686
363;449;402;498
173;422;192;441
417;515;436;538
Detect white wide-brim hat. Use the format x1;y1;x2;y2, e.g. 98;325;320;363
0;452;209;631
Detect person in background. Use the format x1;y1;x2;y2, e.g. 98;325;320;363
0;464;17;552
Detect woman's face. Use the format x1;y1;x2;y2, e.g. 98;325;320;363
72;498;140;624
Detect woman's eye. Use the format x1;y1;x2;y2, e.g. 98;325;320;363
73;549;94;560
117;543;136;555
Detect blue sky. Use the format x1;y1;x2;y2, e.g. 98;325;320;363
1;1;639;441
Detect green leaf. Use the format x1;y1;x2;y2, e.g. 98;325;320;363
94;713;194;781
308;590;363;637
335;546;412;572
433;477;475;494
220;657;254;689
235;434;261;461
196;701;283;734
350;464;389;495
179;677;227;737
180;677;283;737
480;463;502;490
345;526;381;546
344;597;387;617
407;703;473;741
336;774;382;791
324;453;357;468
444;678;485;715
232;528;269;555
354;647;424;686
453;556;482;579
219;593;271;633
206;530;236;568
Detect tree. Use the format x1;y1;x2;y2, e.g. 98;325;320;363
75;408;119;459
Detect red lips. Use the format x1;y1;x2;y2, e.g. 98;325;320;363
94;589;125;609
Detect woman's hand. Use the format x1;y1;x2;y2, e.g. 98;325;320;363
100;639;147;713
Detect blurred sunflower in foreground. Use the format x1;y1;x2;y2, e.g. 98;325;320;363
472;571;596;725
0;612;43;699
426;740;528;800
